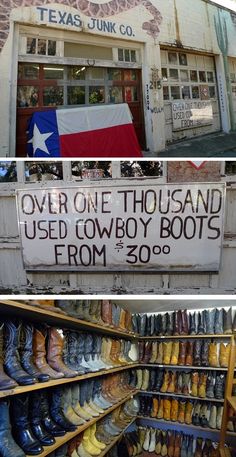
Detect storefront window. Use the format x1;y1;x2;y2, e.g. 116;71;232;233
190;70;198;82
192;86;200;99
230;73;236;83
17;86;39;108
0;162;17;182
38;39;47;55
118;48;137;63
209;86;216;99
199;71;206;82
179;53;188;66
169;69;179;81
163;86;169;100
168;52;178;65
18;64;39;80
170;86;180;100
25;162;63;181
124;87;138;102
207;71;214;83
43;87;64;106
124;70;137;81
89;87;105;104
181;86;190;99
180;70;189;82
90;68;105;80
26;38;56;56
108;87;123;103
162;68;168;82
68;87;86;105
108;69;122;81
48;41;56;56
27;38;36;54
44;66;64;80
68;66;86;80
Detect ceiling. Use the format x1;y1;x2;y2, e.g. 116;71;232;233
116;299;236;313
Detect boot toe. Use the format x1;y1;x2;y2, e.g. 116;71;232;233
38;373;50;383
26;444;44;455
40;435;55;446
17;375;36;385
0;378;18;390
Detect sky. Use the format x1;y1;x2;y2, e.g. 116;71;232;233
211;0;236;11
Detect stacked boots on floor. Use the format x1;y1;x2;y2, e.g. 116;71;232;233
137;426;220;457
133;308;235;336
0;320;138;389
138;341;230;368
55;300;133;334
134;369;225;400
66;398;139;457
138;396;223;430
0;373;134;456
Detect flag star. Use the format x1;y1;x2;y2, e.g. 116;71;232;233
28;123;53;155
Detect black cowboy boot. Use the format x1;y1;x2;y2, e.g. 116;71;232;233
0;323;17;390
155;314;162;336
19;323;49;383
29;392;55;446
215;373;225;399
40;390;65;437
189;312;197;335
4;321;36;386
10;394;43;455
166;313;173;336
0;400;25;457
131;314;138;334
223;308;233;334
201;341;210;367
206;372;215;399
150;315;155;336
197;312;205;334
50;387;76;431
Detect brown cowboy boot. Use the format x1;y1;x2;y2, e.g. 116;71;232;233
185;341;194;366
101;300;113;326
47;328;78;377
178;342;187;366
33;328;64;379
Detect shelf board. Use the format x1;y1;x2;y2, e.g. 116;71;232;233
99;418;136;457
0;300;136;339
137;416;236;436
220;448;232;457
26;392;137;457
138;391;224;403
140;364;228;371
0;363;139;399
138;334;233;340
227;396;236;411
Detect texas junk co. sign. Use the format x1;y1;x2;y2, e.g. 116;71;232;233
16;182;226;272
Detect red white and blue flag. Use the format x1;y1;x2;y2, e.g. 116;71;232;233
27;104;142;158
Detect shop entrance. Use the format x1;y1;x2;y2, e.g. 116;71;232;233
16;64;146;156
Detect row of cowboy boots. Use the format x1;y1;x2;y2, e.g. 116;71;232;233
65;398;139;457
0;320;138;389
134;369;225;400
138;426;220;457
55;300;133;334
0;372;135;456
138;396;223;430
134;308;235;336
139;340;230;368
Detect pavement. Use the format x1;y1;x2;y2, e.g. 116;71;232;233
143;131;236;158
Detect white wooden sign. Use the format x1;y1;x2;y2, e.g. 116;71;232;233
172;100;213;131
16;182;225;272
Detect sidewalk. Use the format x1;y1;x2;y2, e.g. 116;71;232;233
144;131;236;158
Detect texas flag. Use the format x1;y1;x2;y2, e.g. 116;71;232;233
27;104;142;157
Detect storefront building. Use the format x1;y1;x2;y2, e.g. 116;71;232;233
0;0;236;156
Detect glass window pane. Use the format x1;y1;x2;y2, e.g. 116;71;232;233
18;64;39;80
230;73;236;83
89;87;105;104
38;39;47;55
179;53;188;66
25;162;63;181
118;49;124;61
108;69;122;81
124;70;137;81
163;86;169;100
0;162;17;182
17;86;39;108
124;49;130;62
209;86;216;98
44;66;64;79
192;86;200;99
181;86;190;99
27;38;36;54
124;86;138;102
71;161;112;179
68;86;85;105
207;71;214;83
131;50;136;62
68;66;86;80
108;87;123;103
169;69;179;81
168;52;177;64
190;70;198;82
48;40;56;56
90;68;104;80
162;68;168;82
170;86;180;100
180;70;189;82
121;161;163;177
199;71;206;82
43;87;64;106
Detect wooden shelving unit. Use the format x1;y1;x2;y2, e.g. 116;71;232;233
138;390;224;403
25;393;137;457
99;418;136;457
220;335;236;453
138;334;233;340
140;363;228;371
